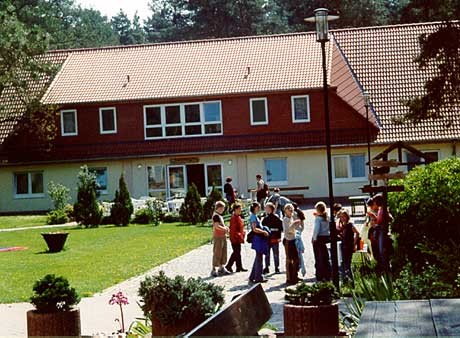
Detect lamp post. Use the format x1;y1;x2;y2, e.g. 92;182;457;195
364;91;372;186
305;8;340;289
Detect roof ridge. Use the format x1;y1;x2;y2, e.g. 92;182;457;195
47;31;316;54
331;20;459;34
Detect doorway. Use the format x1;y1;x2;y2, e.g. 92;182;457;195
186;164;206;196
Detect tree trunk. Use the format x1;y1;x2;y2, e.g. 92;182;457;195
284;303;339;336
27;309;80;337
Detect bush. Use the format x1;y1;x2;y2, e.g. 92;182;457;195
64;204;74;221
161;212;181;223
46;209;69;225
111;174;134;226
48;181;71;211
133;199;163;226
202;186;225;221
179;183;203;225
74;166;102;227
285;281;339;306
138;271;224;326
134;207;154;224
30;274;80;313
388;158;460;286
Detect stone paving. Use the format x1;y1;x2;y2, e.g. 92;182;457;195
0;207;361;337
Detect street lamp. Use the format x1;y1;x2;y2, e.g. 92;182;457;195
305;8;340;289
364;91;372;186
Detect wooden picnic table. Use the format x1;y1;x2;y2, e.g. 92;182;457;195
356;299;460;337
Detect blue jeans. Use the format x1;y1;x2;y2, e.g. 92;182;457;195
265;242;280;270
249;252;264;282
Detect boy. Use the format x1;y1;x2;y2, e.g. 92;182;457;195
211;201;231;277
262;202;283;274
225;204;247;272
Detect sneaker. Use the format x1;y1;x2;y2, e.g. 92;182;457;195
237;268;248;272
218;267;231;275
211;270;218;277
263;267;269;274
275;268;281;274
225;266;233;273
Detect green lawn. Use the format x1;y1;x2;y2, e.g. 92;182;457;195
0;223;211;303
0;215;48;229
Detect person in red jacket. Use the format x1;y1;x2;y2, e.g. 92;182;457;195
225;204;248;273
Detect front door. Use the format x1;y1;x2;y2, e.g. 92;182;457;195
186;164;206;196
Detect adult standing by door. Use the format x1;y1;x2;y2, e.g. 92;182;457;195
253;174;268;205
224;176;236;205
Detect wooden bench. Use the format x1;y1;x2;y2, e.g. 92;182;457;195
348;195;369;216
184;283;272;336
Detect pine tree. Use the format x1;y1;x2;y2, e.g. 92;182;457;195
179;183;203;225
202;186;226;221
73;166;102;227
111;174;134;226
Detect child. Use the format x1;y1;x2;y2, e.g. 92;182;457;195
249;202;270;283
283;203;303;285
337;209;359;281
312;201;331;282
365;197;379;260
262;202;283;274
211;201;230;277
225;204;247;273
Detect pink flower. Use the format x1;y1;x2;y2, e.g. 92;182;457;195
109;291;129;306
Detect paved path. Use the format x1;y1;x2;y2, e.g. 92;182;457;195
0;222;77;232
0;207;361;336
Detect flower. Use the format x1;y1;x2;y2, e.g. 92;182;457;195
109;291;129;306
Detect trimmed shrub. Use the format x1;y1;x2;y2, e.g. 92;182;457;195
161;212;181;223
63;204;74;221
202;186;225;221
111;174;134;226
30;274;80;313
46;209;69;225
48;181;71;211
179;183;203;225
73;166;102;227
134;207;154;224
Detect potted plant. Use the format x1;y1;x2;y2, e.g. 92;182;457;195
138;271;224;336
27;274;81;337
41;231;69;252
284;281;339;336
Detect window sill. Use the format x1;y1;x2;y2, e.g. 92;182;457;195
292;119;311;123
14;194;45;199
250;122;269;126
100;130;117;135
333;178;367;184
62;133;78;137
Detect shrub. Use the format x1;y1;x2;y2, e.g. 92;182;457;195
138;271;224;326
134;199;163;226
285;281;339;306
48;181;71;211
30;274;80;313
134;207;154;224
111;174;133;226
64;204;74;221
388;158;460;286
161;212;181;223
74;166;102;227
179;183;203;224
46;209;69;225
202;186;225;221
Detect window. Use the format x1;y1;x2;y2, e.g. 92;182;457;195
265;158;288;185
148;165;166;199
60;109;78;136
250;98;268;125
406;151;439;171
14;172;44;198
206;164;223;193
89;168;108;193
144;101;222;139
99;107;117;134
333;154;366;182
291;95;310;122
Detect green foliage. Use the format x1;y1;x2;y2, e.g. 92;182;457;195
340;290;365;335
285;281;339;306
111;174;134;226
30;274;80;313
202;186;225;221
128;317;152;336
46;209;69;225
133;199;162;226
64;204;74;221
138;271;224;326
388;158;460;286
73;165;102;227
47;181;71;211
179;183;203;225
111;9;146;45
161;212;181;223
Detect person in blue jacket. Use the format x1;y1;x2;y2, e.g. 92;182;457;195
248;202;270;283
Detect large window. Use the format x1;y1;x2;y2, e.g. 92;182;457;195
265;158;288;185
14;171;44;198
148;165;166;199
89;167;108;194
291;95;310;123
250;98;268;125
206;164;223;193
333;154;366;182
144;101;222;139
60;109;78;136
406;151;439;171
99;107;117;134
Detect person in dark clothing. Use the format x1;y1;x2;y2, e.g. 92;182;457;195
223;176;236;205
337;209;359;281
226;204;247;273
262;202;283;274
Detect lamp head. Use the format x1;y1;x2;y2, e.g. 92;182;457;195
305;8;339;42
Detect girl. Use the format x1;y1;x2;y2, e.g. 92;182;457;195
283;203;303;285
225;204;247;273
337;209;359;281
312;201;331;281
249;202;270;283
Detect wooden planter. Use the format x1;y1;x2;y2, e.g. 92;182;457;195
151;313;202;336
284;302;339;336
42;232;69;252
27;308;80;337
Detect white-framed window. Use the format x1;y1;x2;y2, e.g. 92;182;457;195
291;95;310;123
148;165;166;199
99;107;117;134
143;101;222;140
406;150;439;171
13;171;44;198
265;158;288;186
89;167;108;194
250;98;268;125
205;163;223;194
332;154;366;182
60;109;78;136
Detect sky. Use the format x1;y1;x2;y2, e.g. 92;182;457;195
76;0;151;21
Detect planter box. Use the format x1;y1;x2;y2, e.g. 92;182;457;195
27;308;80;337
152;314;201;336
284;302;339;336
42;232;69;252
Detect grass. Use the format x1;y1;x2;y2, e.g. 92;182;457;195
0;215;48;230
0;223;211;303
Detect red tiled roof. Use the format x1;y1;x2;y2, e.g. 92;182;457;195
332;21;460;143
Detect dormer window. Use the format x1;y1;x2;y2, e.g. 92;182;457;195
99;107;117;134
60;109;78;136
250;98;268;125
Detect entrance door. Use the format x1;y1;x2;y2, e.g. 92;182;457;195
167;165;186;198
186;164;206;196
